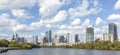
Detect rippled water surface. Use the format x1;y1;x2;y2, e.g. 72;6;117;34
0;48;120;55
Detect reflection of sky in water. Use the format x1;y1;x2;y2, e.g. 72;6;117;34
1;48;120;55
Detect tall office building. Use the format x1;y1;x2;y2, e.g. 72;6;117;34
108;23;118;42
103;33;109;41
33;36;38;44
45;30;52;43
41;36;48;45
66;33;75;44
75;34;79;43
53;36;60;46
18;37;27;43
66;33;70;43
12;33;19;41
59;35;65;43
69;33;75;44
86;27;94;42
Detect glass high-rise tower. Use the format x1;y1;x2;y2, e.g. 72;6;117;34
86;27;94;42
45;30;52;43
108;23;117;42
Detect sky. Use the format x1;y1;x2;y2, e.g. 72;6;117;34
0;0;120;42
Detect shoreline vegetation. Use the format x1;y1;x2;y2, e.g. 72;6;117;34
1;39;120;52
41;41;120;50
0;39;40;50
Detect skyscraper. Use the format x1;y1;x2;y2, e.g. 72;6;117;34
33;36;38;44
45;30;52;43
18;37;27;43
66;33;70;43
86;27;94;42
108;23;118;42
53;36;60;46
69;33;75;44
103;33;109;41
59;35;65;43
12;33;19;41
41;36;48;45
75;34;79;43
66;33;75;44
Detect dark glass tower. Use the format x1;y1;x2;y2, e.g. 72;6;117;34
109;23;118;41
59;35;65;43
46;30;52;43
75;34;79;42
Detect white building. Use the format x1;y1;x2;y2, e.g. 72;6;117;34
66;33;75;45
53;36;60;46
32;36;38;44
103;33;109;41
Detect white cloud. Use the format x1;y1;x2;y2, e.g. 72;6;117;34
13;24;35;32
0;13;35;33
46;24;52;28
94;25;108;40
0;0;37;9
114;0;120;10
95;17;102;25
68;0;101;19
108;14;120;30
93;0;99;6
54;29;71;35
0;13;18;31
30;20;44;28
59;24;67;29
95;28;102;34
108;14;120;20
67;18;91;30
56;18;91;35
30;10;67;29
51;10;68;23
39;0;64;18
12;9;33;19
71;18;81;25
81;18;91;28
0;34;11;40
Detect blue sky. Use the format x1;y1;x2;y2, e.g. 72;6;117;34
0;0;120;41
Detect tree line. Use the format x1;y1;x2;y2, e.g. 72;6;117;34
41;41;120;50
0;39;40;49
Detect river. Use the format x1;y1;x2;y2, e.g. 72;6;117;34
0;48;120;55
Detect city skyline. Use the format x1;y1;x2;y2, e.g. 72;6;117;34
0;0;120;42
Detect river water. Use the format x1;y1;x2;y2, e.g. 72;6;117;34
0;48;120;55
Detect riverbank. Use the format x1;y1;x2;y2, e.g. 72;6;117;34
0;47;22;53
0;39;40;49
0;48;8;53
0;47;41;53
41;41;120;51
0;39;41;53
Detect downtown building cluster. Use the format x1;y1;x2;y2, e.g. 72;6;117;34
10;23;118;46
40;31;80;46
12;33;39;44
41;23;118;46
86;23;118;42
103;23;118;42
